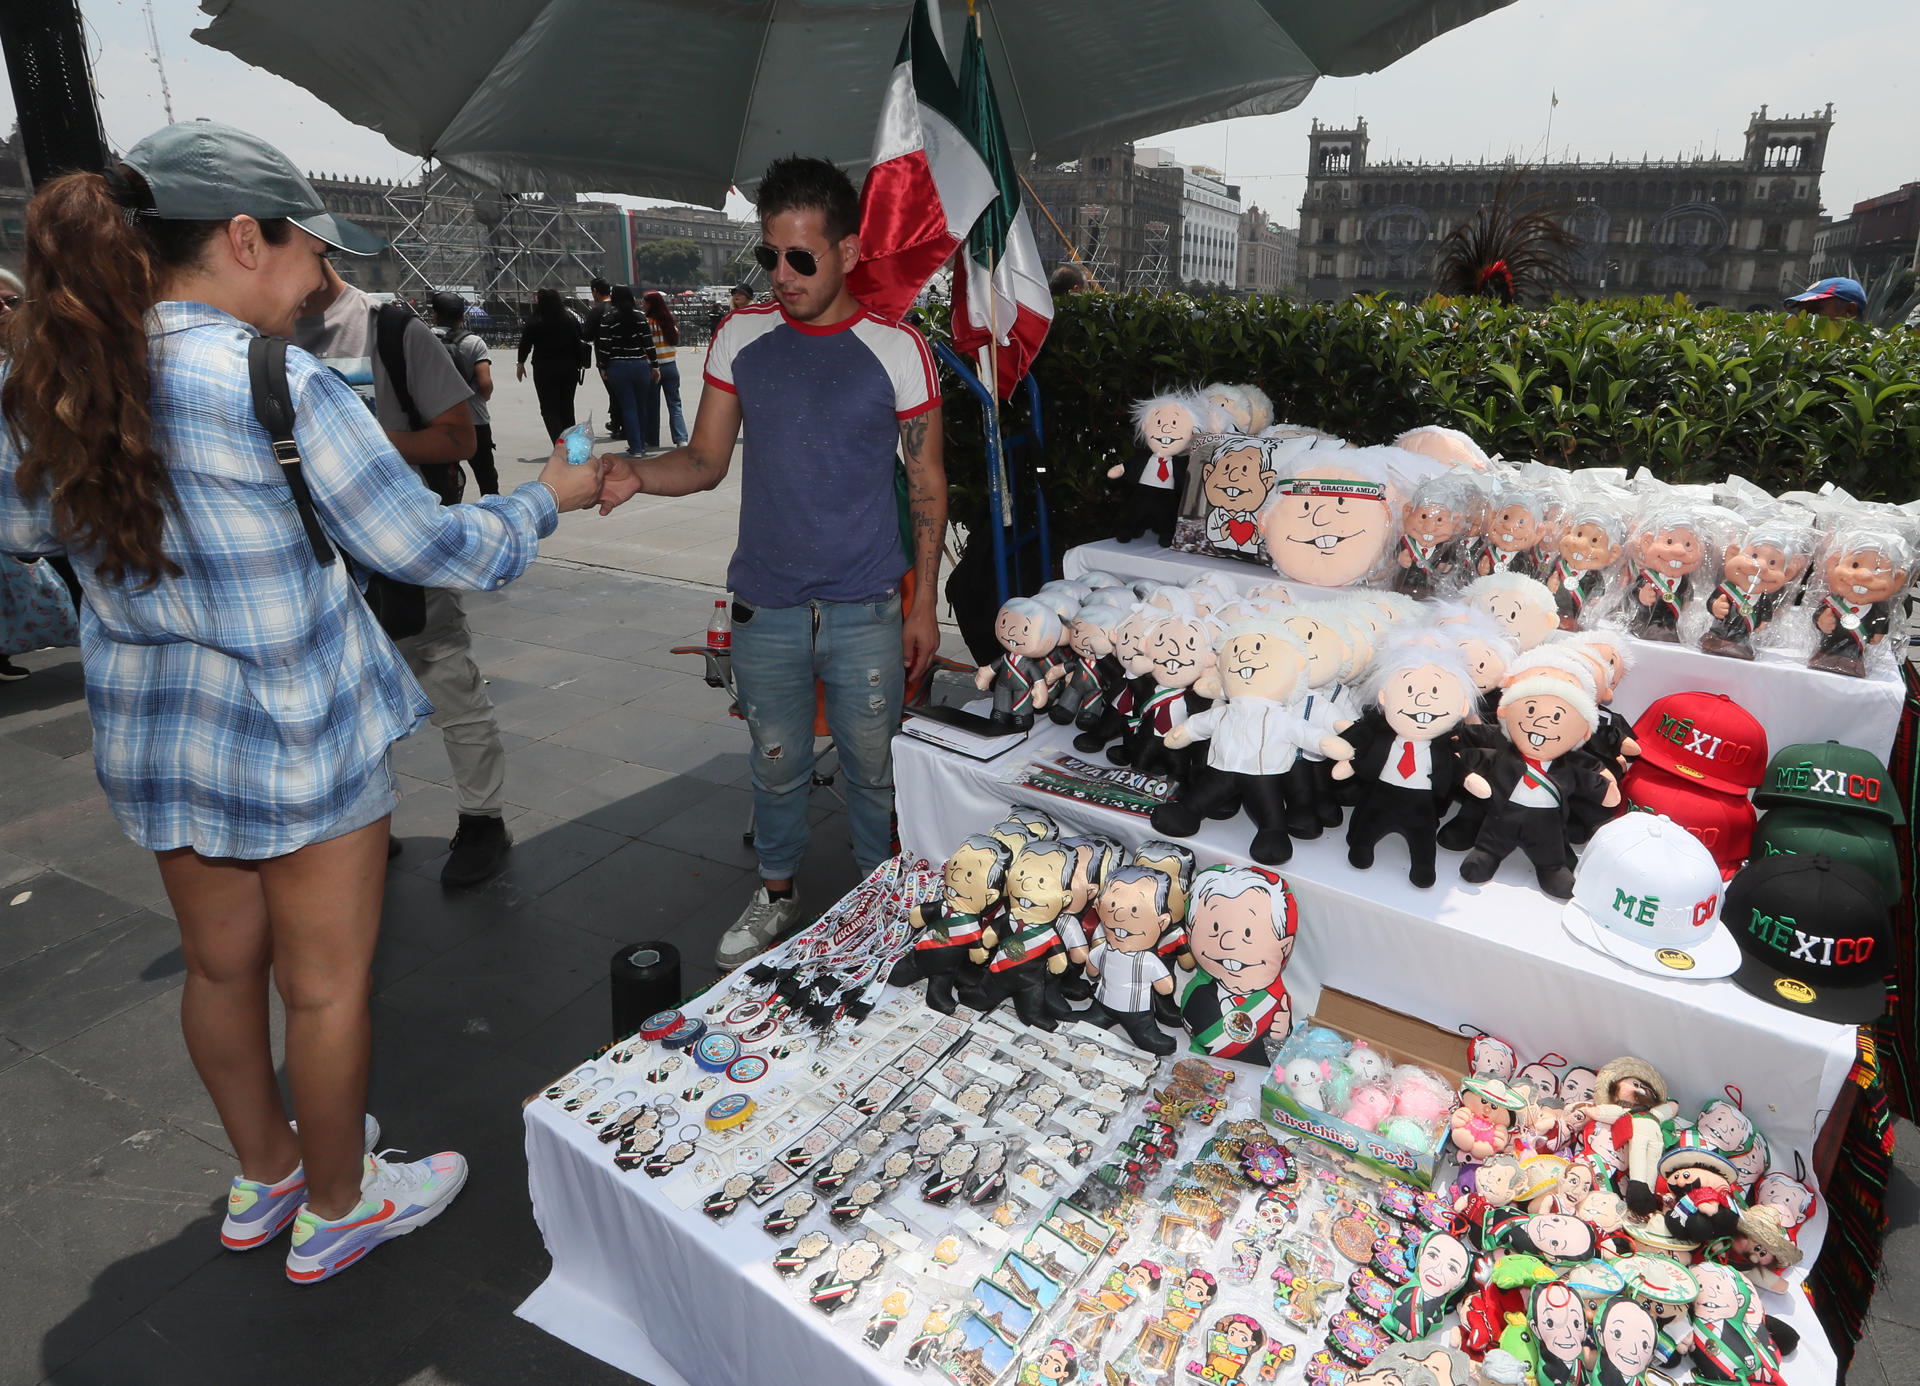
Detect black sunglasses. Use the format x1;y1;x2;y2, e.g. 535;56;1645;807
753;244;819;277
0;295;20;311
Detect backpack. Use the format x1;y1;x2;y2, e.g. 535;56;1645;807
250;334;428;640
374;301;466;507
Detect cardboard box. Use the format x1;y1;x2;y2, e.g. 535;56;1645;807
1259;990;1469;1188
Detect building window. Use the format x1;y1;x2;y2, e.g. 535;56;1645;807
1763;222;1784;251
1317;255;1335;276
1320;225;1335;243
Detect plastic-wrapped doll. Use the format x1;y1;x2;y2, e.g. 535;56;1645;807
1109;612;1218;785
1472;478;1549;580
1279;602;1363;838
1700;519;1808;660
1395;472;1480;600
1582;1296;1662;1386
890;833;1013;1013
1073;602;1155;753
957;840;1074;1030
1450;1078;1526;1164
1626;508;1706;643
808;1236;885;1314
1065;864;1180;1055
1178;864;1299;1065
1258;447;1405;589
1547;500;1626;631
1462;573;1559;653
1333;634;1476;888
1687;1265;1783;1386
1579;1057;1680;1219
975;597;1062;729
1053;834;1122;1004
1380;1230;1474;1343
1202;438;1281;557
1111;392;1207;546
1153;620;1352;866
920;1141;977;1205
1134;838;1198;1027
1455;676;1620;898
1045;598;1132;728
1807;524;1912;677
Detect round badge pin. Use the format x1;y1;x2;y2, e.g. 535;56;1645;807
705;1092;756;1131
740;1014;781;1044
637;1009;682;1041
694;1032;742;1073
660;1016;708;1051
723;999;771;1030
726;1054;770;1085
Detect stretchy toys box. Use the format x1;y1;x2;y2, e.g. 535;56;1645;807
1260;990;1469;1188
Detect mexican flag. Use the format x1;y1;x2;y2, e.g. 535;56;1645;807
949;18;1053;400
844;0;997;325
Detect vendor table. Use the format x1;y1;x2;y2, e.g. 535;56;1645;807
1063;536;1908;762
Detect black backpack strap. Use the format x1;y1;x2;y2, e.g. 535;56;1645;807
375;302;426;432
248;336;336;567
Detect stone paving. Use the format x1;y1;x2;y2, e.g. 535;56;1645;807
0;353;1914;1384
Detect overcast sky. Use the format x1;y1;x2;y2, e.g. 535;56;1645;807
7;0;1915;226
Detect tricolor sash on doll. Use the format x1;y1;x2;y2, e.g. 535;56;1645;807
1184;977;1289;1054
1823;594;1872;651
1639;566;1686;619
917;908;984;950
990;920;1062;970
1716;581;1761;636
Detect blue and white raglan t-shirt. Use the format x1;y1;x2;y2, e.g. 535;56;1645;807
703;302;938;608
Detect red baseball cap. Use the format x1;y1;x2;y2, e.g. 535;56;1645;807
1629;692;1768;796
1621;761;1757;878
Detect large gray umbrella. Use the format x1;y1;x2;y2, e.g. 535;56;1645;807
194;0;1514;206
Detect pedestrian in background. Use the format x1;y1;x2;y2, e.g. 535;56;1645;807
730;283;753;312
432;291;498;495
0;267;20;327
582;276;623;440
0;121;603;1286
516;287;587;441
643;289;688;449
591;285;659;458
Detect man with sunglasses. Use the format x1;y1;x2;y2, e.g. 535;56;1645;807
596;155;946;970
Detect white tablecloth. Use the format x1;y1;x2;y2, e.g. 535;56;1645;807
1064;537;1907;761
895;722;1856;1229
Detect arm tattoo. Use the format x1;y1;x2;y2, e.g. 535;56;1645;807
901;413;946;588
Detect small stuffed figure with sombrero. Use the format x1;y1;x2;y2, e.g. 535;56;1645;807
1711;1203;1803;1295
1630;1145;1744;1253
1450;1074;1529;1164
1576;1057;1680;1219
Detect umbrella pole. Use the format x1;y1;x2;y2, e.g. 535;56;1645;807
983;247;1012;528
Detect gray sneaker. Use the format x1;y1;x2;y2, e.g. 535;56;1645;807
714;885;803;969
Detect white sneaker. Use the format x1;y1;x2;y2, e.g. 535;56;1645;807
285;1149;468;1284
714;885;803;969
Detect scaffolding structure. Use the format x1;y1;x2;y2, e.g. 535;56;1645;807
1127;219;1171;292
384;163;605;303
1078;204;1117;291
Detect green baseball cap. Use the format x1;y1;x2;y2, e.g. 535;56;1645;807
1752;741;1905;827
123;120;384;256
1751;805;1901;905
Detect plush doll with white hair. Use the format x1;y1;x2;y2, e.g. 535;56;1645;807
1332;633;1477;888
1462;572;1560;653
1150;619;1351;866
1455;676;1620;898
974;597;1062;730
1112;392;1208;546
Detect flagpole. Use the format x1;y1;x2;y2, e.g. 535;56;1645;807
969;0;1010;526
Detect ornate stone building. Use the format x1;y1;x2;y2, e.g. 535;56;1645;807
1025;144;1185;290
1809;182;1920;285
1298;106;1834;307
1239;207;1298;296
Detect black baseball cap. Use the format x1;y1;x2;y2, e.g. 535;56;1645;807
1721;853;1891;1023
1752;741;1905;827
1751;805;1901;907
123;120;385;256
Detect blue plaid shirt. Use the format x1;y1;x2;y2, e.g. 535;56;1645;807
0;301;558;859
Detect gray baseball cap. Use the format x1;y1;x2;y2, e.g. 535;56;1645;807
123;120;385;256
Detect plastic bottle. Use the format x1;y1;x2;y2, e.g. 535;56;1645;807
707;599;732;653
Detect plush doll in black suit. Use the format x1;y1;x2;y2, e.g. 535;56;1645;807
1046;598;1133;726
1433;610;1517;853
1074;603;1156;754
1456;676;1620;899
1108;393;1205;546
1332;635;1475;889
1108;611;1215;786
889;834;1012;1012
957;840;1074;1031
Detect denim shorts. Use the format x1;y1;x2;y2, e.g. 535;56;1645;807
315;754;399;843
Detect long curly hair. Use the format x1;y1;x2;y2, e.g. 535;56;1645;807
1;168;288;587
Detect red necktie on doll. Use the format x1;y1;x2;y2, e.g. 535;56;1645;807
1155;455;1170;481
1397;741;1417;780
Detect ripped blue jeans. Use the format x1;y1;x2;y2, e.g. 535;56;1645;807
729;592;904;880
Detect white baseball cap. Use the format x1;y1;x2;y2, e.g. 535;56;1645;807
1563;814;1740;978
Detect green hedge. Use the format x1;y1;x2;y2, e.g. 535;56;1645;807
932;293;1920;556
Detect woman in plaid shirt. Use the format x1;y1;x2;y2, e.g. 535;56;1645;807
0;124;603;1284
